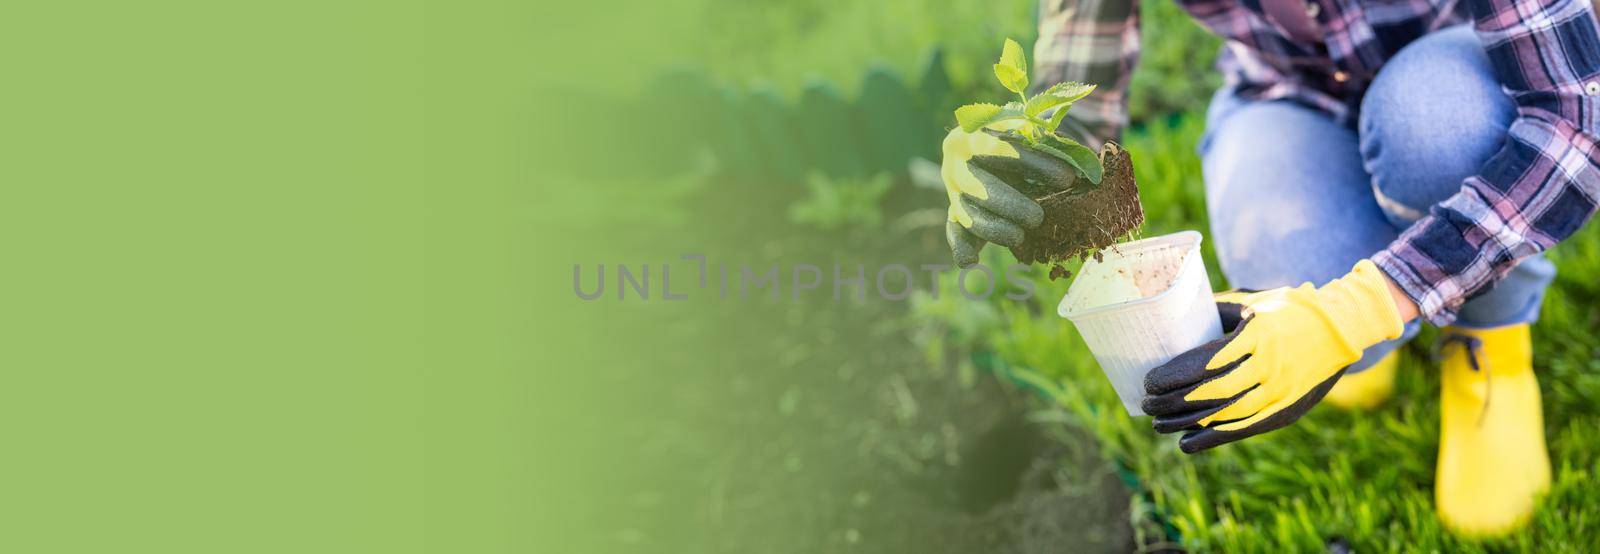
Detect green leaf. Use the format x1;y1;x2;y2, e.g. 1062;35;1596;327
954;103;1002;132
1024;94;1067;119
1034;133;1103;184
1041;81;1096;104
954;102;1023;132
1022;140;1075;172
1046;104;1072;133
993;63;1028;95
1025;82;1097;118
997;38;1027;77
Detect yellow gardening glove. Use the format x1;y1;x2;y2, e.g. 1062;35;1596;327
940;121;1080;267
1142;260;1405;453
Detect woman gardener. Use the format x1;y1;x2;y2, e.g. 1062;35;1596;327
938;0;1600;537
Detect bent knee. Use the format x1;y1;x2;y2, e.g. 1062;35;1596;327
1359;27;1516;219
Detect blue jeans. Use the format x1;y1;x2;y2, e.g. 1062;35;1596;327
1199;26;1556;373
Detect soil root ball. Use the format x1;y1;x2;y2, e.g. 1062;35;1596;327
1009;141;1143;275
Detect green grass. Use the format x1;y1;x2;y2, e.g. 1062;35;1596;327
911;112;1600;551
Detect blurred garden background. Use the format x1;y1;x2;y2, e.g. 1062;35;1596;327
540;0;1600;552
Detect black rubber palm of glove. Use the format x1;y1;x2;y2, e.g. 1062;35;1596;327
1141;261;1405;454
1140;291;1346;454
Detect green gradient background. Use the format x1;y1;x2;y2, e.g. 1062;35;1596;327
3;1;673;551
6;1;1011;552
7;2;429;551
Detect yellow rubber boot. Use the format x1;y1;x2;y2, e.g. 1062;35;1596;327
1435;324;1550;538
1323;351;1398;411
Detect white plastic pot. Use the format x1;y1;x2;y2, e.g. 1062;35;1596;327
1057;230;1222;416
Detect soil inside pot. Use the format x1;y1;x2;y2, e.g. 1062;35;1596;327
1009;142;1144;277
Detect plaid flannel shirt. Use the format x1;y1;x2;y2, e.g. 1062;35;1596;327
1035;0;1600;325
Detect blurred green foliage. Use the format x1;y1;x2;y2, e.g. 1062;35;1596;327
1130;0;1223;121
788;172;895;231
691;0;1220;124
694;0;1034;101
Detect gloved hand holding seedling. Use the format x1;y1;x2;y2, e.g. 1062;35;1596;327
942;39;1143;271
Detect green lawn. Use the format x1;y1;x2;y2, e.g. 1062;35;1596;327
912;112;1600;552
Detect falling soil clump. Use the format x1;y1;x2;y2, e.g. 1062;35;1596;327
1010;142;1143;276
